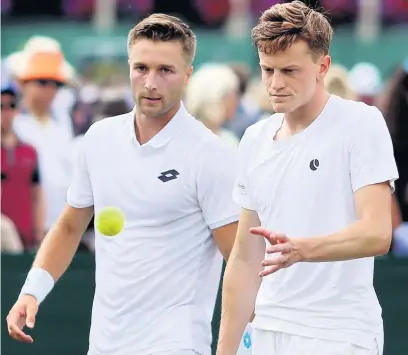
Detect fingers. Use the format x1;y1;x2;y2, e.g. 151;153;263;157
249;228;288;246
250;228;294;277
249;227;272;238
259;253;290;277
7;298;38;344
8;323;33;343
259;264;284;277
262;253;290;267
7;311;34;344
270;233;289;243
266;243;292;254
25;303;38;329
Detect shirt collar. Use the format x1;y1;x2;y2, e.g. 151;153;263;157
128;101;188;149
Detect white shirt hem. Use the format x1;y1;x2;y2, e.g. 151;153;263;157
208;214;239;230
253;315;383;350
67;200;94;209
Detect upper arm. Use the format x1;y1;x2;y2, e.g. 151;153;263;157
66;132;94;208
212;222;238;261
229;127;264;262
232;127;257;210
197;139;240;230
354;183;393;238
349;107;397;241
231;208;264;264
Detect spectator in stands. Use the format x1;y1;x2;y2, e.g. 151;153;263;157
1;214;23;253
97;98;130;119
185;64;240;146
379;59;408;256
348;62;382;105
224;63;263;140
7;36;76;136
324;64;357;100
1;83;45;251
11;48;73;234
185;64;239;148
185;64;240;148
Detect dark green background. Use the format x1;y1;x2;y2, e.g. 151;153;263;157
2;24;407;77
1;255;407;355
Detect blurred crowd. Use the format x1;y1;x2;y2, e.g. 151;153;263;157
2;0;408;26
1;34;408;256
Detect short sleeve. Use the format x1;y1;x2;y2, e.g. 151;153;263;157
232;128;256;210
66;133;94;208
349;106;399;193
197;139;240;230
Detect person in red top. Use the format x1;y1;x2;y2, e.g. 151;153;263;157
1;84;45;250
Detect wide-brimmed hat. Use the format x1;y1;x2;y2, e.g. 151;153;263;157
7;36;75;85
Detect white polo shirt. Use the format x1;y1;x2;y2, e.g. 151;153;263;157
233;95;398;350
67;104;239;355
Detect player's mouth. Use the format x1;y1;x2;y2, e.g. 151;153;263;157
271;94;290;102
142;97;161;103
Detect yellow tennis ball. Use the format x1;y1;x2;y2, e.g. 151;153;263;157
95;206;125;237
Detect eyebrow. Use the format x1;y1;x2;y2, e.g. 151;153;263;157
132;62;177;70
260;64;300;70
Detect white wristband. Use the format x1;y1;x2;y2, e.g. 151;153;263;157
19;268;55;304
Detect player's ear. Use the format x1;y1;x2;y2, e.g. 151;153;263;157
317;55;331;82
185;66;193;85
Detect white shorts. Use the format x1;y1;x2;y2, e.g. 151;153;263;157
252;329;380;355
237;323;254;354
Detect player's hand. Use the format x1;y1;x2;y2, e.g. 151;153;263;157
250;227;301;277
7;294;39;343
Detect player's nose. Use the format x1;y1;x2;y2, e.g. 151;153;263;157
144;72;158;91
270;71;286;91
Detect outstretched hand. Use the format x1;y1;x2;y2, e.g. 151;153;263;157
250;227;302;277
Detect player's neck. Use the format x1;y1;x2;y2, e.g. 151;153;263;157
282;89;330;136
134;101;180;145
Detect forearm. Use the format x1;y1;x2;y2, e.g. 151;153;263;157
32;220;82;281
298;219;392;262
217;257;261;355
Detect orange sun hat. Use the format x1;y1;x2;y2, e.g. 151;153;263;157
7;36;76;85
19;51;66;83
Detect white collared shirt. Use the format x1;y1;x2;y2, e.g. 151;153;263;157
67;103;239;355
233;95;398;350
